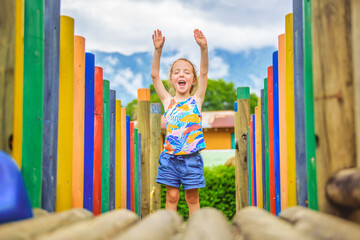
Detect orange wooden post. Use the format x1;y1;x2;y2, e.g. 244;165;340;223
93;66;103;215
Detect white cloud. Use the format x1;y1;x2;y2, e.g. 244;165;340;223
111;68;144;98
248;73;264;96
208;56;229;79
104;55;118;66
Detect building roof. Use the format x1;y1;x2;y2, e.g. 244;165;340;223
161;110;235;129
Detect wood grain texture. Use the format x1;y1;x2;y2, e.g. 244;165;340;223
312;0;355;214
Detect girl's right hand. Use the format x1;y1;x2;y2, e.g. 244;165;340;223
152;29;165;50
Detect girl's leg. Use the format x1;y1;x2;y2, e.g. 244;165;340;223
166;185;180;212
185;188;200;217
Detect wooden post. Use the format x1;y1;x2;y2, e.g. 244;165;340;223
303;0;318;210
255;105;263;209
137;89;150;217
312;0;355;214
247;126;252;206
12;0;24;166
115;100;121;209
235;87;250;210
260;89;267;210
120;107;127;209
72;35;85;210
150;103;162;212
130;122;135;212
251;115;257;206
137;133;142;218
293;0;308;207
268;66;275;214
0;0;15;154
56;15;74;212
126;115;131;210
134;128;139;215
352;0;360;167
109;90;116;211
22;0;45;208
264;78;270;212
102;80;110;213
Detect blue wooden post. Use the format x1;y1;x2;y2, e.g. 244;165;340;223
294;0;308;207
126;115;131;210
42;0;60;212
252;114;257;206
109;90;116;211
84;53;95;212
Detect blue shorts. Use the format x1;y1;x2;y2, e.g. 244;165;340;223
156;151;206;190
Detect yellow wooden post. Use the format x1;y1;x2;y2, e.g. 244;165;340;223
115;100;122;209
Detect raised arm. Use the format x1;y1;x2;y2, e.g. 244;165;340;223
193;29;208;106
151;29;171;106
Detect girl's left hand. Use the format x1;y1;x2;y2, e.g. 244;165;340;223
194;29;207;48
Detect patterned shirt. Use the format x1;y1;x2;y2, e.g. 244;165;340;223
163;96;206;155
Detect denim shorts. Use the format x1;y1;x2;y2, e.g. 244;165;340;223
156;151;206;190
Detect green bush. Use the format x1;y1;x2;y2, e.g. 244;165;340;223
160;164;235;221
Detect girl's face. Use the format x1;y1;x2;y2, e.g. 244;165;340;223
170;60;196;95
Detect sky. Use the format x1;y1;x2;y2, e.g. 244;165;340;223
60;0;292;100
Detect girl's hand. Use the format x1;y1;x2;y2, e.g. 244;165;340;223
152;29;165;50
194;29;207;48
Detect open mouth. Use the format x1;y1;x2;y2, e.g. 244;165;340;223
178;80;186;87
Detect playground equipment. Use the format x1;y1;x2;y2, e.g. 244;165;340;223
1;0;360;239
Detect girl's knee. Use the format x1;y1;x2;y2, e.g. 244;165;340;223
185;189;199;205
166;187;180;204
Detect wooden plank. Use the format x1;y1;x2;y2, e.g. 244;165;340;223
56;15;74;212
280;206;360;240
326;168;360;208
109;90;116;211
260;89;267;210
312;0;355;214
272;51;281;214
278;33;288;210
12;0;24;166
113;210;182;240
183;208;233;240
121;107;127;209
84;52;95;212
72;35;85;210
236;87;250;210
150;103;162;212
293;0;308;207
303;0;318;210
0;209;92;240
267;66;275;214
115;100;122;209
138;89;150;217
21;0;44;208
38;210;138;240
353;0;360;168
232;207;314;240
93;66;103;215
0;0;15;154
102;80;110;213
264;79;270;212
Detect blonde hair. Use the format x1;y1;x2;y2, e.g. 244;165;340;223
167;58;198;96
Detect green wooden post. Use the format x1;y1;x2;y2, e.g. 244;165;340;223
102;80;110;213
264;78;270;212
134;128;139;215
303;0;318;210
22;0;44;207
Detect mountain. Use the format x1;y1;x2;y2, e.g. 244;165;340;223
93;47;276;105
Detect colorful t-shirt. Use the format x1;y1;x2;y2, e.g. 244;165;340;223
163;96;206;155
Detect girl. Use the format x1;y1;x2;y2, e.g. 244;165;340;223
151;29;208;217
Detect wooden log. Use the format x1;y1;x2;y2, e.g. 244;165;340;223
102;80;110;213
303;0;318;210
183;208;233;240
235;87;250;210
72;35;85;210
0;0;15;154
115;100;122;209
0;209;92;240
38;210;138;240
255;105;263;209
326;168;360;208
250;116;256;206
267;66;275;214
42;0;60;212
130;121;135;211
312;0;355;214
121;107;127;209
134;128;139;215
12;0;24;166
150;103;162;212
353;0;360;168
21;0;44;208
126;115;131;210
113;210;182;240
264;79;270;212
137;133;142;218
233;207;314;240
279;206;360;240
260;89;267;210
137;89;150;217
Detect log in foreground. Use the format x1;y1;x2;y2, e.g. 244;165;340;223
0;209;92;240
183;208;233;240
232;207;314;240
113;210;182;240
326;168;360;208
279;206;360;240
38;209;138;240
